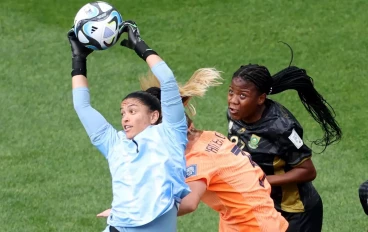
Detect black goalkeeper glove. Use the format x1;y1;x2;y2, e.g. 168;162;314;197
119;21;158;61
67;28;93;77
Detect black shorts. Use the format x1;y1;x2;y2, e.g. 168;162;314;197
280;198;323;232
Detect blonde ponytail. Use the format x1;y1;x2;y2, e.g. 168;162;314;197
139;68;223;116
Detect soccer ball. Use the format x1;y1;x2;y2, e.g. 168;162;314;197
73;1;123;50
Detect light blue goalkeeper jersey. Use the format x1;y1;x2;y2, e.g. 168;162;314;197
72;61;190;227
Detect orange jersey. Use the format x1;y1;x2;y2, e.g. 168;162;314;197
185;131;288;232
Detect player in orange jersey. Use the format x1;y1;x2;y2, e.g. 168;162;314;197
178;114;288;232
97;67;288;231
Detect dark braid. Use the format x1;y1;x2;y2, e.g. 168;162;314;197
233;64;273;94
271;66;342;150
233;64;342;151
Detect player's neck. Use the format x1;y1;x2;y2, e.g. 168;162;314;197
186;130;204;155
187;129;203;143
242;104;266;124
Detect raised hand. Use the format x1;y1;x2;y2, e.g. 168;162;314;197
96;208;111;218
119;21;158;61
67;29;93;59
67;28;93;77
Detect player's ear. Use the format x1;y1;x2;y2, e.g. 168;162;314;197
150;110;160;125
257;93;266;105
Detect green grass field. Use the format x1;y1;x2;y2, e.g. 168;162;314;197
1;0;367;231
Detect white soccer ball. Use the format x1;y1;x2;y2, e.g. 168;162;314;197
73;1;123;50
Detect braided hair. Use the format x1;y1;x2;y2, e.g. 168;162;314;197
233;50;342;151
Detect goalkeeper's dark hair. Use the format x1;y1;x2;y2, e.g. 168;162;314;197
123;88;162;125
232;45;342;151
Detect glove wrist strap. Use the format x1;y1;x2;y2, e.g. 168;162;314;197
142;50;158;61
71;56;87;77
134;41;158;61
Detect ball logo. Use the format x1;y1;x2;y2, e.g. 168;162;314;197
91;26;98;34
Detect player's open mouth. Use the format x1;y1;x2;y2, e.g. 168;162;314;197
229;108;238;114
124;125;132;131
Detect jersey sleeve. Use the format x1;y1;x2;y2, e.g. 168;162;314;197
73;87;119;159
151;61;186;131
185;153;217;187
277;121;312;167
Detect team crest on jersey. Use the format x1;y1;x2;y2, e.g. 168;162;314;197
186;164;197;178
248;134;261;149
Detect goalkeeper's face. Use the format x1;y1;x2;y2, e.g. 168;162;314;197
120;98;160;139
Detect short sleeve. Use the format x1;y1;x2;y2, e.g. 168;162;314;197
185;153;217;187
278;122;312;167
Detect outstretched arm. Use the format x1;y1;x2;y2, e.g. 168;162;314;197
68;30;117;158
120;21;185;125
177;180;206;216
267;158;316;185
267;126;316;185
150;58;184;125
96;208;111;218
72;75;88;89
